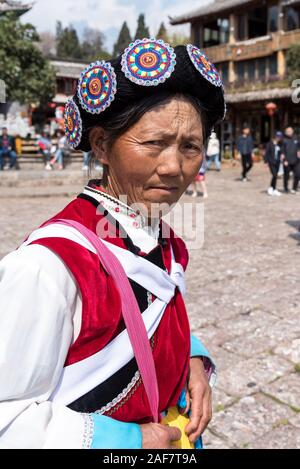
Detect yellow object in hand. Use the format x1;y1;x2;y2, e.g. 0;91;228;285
162;406;195;449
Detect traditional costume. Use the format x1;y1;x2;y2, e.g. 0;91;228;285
0;38;225;449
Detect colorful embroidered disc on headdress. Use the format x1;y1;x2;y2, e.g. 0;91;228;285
77;61;117;114
187;44;222;87
64;99;82;148
121;38;176;86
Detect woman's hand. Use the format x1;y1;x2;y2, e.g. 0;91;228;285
182;357;212;444
140;422;181;449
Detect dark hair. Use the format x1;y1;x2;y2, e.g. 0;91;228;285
89;90;210;149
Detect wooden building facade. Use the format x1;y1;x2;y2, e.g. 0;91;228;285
171;0;300;156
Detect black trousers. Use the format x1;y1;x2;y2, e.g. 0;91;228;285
241;153;253;178
283;161;300;192
268;161;280;190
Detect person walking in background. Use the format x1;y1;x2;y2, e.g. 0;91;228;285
82;151;102;173
82;151;91;171
265;131;283;196
0;127;17;170
281;126;300;194
206;131;221;171
50;130;69;170
37;132;52;170
237;125;254;182
190;161;208;199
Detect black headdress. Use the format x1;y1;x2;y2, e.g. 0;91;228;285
64;38;226;152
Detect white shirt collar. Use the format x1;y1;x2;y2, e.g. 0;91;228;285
83;186;160;253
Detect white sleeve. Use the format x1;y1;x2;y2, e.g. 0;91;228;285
0;245;89;449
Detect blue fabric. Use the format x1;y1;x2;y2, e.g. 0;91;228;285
190;334;211;359
177;388;188;409
91;413;142;449
237;135;254;155
177;389;203;450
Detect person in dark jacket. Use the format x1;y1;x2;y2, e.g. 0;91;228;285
265;131;283;196
281;126;300;194
0;127;17;170
237;125;254;181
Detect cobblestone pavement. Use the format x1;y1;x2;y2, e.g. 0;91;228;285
0;163;299;449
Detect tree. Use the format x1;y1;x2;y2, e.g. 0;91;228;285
56;20;63;41
156;22;169;42
113;21;132;57
39;31;56;57
169;32;190;47
286;42;300;82
134;14;150;40
0;14;55;106
56;23;82;59
81;27;110;62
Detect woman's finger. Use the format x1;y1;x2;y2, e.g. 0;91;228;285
184;386;204;436
189;388;212;442
166;425;182;442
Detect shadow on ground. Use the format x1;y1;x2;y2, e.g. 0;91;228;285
286;220;300;244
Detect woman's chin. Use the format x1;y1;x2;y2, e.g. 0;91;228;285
145;187;180;202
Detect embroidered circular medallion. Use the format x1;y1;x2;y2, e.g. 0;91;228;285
77;61;117;114
121;38;176;86
187;44;222;87
64;98;82;148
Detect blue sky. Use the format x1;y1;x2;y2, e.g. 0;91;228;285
22;0;210;52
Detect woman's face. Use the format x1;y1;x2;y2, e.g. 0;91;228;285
96;97;204;217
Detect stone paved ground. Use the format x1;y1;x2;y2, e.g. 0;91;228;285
0;163;299;448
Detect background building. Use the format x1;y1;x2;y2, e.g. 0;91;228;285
171;0;300;156
0;0;33;17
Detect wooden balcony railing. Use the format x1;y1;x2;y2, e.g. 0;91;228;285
203;29;300;64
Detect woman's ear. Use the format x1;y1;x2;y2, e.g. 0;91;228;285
89;127;110;166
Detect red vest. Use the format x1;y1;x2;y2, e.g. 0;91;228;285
29;196;191;424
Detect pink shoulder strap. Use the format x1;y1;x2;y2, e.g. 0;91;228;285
42;218;159;423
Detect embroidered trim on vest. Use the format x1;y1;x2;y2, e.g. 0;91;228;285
95;291;154;416
81;413;94;449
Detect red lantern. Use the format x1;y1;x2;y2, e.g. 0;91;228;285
265;102;277;116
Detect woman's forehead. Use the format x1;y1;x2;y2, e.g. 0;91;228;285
135;100;202;131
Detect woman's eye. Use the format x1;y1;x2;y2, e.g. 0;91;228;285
184;143;200;151
144;140;161;146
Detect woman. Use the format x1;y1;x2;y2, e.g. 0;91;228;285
190;162;208;199
0;39;225;449
50;130;69;170
264;131;283;196
206;131;221;171
37;131;52;171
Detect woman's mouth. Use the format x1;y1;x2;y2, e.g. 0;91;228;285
147;185;179;193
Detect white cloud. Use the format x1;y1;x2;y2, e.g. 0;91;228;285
22;0;211;51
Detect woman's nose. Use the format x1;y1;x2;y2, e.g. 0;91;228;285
156;148;182;177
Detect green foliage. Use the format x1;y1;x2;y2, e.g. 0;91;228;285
113;21;132;58
134;14;150;40
56;23;82;59
169;32;190;47
81;27;110;62
286;42;300;82
0;13;55;105
156;22;169;42
56;21;110;61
